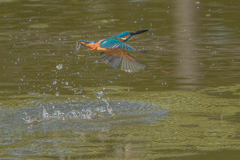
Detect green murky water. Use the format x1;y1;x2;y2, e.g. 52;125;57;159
1;0;240;159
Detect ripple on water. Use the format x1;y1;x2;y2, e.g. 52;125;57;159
0;100;168;135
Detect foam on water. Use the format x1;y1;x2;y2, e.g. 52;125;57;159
0;100;168;134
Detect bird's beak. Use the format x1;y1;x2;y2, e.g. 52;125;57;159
131;29;149;35
79;41;87;47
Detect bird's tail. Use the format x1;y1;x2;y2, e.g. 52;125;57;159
130;29;149;36
100;49;146;73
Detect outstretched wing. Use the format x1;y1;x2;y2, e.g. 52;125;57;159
121;58;147;73
99;49;147;73
100;52;122;69
99;39;137;51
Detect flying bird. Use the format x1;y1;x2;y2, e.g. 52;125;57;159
79;29;148;73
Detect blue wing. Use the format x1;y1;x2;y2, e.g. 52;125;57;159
99;38;137;51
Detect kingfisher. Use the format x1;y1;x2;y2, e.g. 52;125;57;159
79;29;149;73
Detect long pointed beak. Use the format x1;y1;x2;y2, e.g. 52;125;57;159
80;42;87;47
79;40;87;47
131;29;149;35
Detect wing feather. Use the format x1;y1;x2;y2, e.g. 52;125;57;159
100;49;146;72
100;52;122;69
100;39;137;51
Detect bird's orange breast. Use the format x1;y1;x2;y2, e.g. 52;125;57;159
80;39;111;51
94;40;109;51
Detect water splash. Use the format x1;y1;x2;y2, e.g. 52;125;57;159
75;41;81;52
0;100;168;136
56;64;63;70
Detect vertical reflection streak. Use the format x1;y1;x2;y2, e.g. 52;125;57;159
174;0;202;89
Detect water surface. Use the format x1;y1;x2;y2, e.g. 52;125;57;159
1;0;240;159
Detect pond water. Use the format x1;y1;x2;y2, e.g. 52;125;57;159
1;0;240;159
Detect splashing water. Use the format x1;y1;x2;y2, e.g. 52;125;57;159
0;99;168;137
56;64;63;70
75;41;81;52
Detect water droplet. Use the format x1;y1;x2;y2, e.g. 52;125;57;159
55;92;59;97
56;64;63;70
